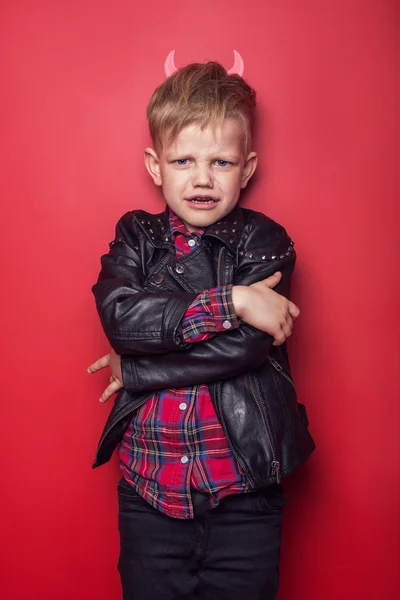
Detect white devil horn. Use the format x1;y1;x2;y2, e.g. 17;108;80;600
164;50;178;77
227;50;244;77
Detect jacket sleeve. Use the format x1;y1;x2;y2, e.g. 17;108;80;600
92;212;198;355
121;220;296;392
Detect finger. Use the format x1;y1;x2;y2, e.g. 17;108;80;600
288;302;300;319
284;314;293;333
109;375;115;384
99;380;123;403
263;272;282;289
87;353;111;374
281;320;292;340
273;327;286;346
274;309;295;344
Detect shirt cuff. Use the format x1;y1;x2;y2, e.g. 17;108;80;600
181;285;240;343
208;285;241;332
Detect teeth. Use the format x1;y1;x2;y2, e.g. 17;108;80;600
190;197;215;204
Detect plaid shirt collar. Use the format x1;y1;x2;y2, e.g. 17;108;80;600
168;207;205;242
134;204;244;252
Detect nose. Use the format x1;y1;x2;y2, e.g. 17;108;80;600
192;164;213;188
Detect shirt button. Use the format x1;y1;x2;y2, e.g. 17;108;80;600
179;402;187;410
175;264;185;274
181;455;189;464
188;239;196;247
222;320;232;329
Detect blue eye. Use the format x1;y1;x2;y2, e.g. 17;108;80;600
216;160;230;167
175;159;189;165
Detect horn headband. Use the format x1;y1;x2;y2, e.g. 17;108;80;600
164;50;244;78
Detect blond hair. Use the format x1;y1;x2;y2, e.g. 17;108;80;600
147;61;256;154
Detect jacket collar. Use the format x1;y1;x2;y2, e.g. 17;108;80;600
134;204;245;253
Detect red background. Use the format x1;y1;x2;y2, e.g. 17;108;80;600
1;1;398;599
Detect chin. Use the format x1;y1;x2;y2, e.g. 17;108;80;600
190;214;218;226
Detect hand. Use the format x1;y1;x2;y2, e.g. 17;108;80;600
87;348;124;402
232;272;300;346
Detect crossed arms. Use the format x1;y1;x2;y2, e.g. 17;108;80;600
89;214;299;400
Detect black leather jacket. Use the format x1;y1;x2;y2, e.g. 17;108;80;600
92;204;315;486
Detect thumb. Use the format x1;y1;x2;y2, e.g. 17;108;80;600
263;271;282;288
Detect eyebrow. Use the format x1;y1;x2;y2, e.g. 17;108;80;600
166;154;240;162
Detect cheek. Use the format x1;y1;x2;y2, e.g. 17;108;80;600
163;171;187;192
220;172;242;196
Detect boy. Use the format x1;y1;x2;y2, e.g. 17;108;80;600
88;61;315;600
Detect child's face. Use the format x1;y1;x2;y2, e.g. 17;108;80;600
144;118;257;232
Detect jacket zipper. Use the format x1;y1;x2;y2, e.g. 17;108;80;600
93;393;152;466
248;374;281;484
268;356;296;392
216;244;278;484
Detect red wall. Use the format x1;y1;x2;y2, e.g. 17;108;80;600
1;1;398;599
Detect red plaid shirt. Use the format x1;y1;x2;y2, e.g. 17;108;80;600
119;210;250;519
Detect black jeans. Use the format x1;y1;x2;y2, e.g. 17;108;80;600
117;477;286;600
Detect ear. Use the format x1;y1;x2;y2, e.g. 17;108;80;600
241;151;258;189
144;147;163;186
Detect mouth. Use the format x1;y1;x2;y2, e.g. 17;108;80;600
185;196;220;206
